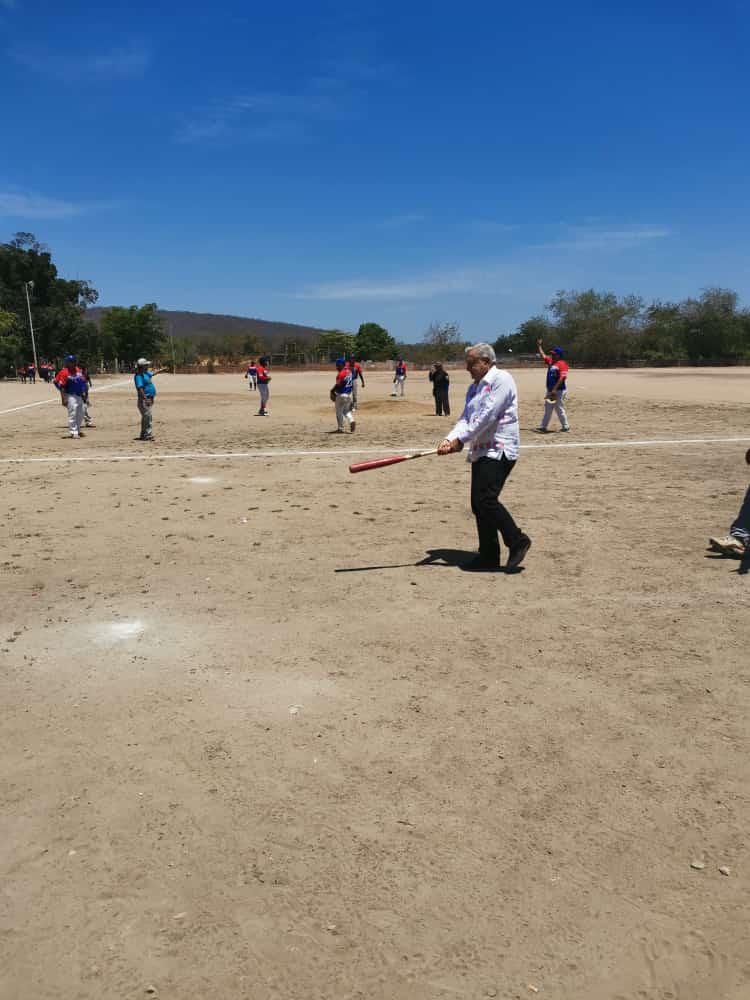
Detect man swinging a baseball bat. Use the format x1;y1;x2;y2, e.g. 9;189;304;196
437;342;531;571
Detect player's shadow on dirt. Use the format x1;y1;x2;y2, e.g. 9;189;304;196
418;548;521;573
335;548;522;574
705;551;750;575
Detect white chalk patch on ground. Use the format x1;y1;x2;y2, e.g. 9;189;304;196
92;620;146;644
187;476;218;484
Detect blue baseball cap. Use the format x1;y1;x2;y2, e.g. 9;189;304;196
335;357;345;366
65;354;76;363
551;346;564;357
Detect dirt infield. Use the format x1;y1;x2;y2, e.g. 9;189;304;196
1;368;749;1000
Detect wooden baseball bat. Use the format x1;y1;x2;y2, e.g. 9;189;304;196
349;451;434;474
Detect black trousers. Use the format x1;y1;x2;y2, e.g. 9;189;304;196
434;387;450;415
731;485;750;541
470;455;522;563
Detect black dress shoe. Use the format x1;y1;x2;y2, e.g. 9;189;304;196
507;534;531;569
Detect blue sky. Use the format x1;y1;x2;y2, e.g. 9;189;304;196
2;0;749;340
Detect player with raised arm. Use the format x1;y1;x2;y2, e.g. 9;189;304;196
534;339;570;433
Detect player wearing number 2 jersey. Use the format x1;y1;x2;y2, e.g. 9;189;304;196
331;358;356;433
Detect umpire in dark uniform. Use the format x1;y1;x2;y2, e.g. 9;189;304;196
428;362;451;416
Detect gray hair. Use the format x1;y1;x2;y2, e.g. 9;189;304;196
465;342;496;363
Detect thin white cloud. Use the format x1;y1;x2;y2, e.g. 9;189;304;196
176;90;352;144
293;222;671;303
0;190;83;220
534;224;671;251
10;40;152;80
296;269;498;302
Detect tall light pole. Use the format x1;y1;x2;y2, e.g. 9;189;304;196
23;280;39;374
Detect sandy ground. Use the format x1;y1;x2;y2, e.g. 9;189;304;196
1;368;749;1000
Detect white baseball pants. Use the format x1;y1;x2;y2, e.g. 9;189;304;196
540;389;569;430
66;395;84;436
335;394;354;430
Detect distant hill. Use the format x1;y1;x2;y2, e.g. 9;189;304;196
85;308;328;348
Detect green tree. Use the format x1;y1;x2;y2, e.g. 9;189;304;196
0;309;16;335
0;232;99;361
315;329;357;360
547;289;644;363
0;309;21;374
497;316;555;355
172;338;198;367
680;288;747;361
99;303;165;365
355;322;396;360
242;332;263;356
195;333;218;359
422;321;465;359
640;302;688;360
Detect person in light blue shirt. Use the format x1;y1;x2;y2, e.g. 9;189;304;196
134;357;158;441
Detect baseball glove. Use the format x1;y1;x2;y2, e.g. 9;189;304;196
329;389;337;403
545;393;557;403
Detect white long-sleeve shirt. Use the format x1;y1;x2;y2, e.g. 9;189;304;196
448;365;520;462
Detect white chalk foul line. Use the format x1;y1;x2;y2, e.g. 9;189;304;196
0;435;749;465
0;377;133;416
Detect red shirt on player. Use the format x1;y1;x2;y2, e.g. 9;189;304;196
256;364;270;384
540;347;569;392
542;354;569;379
334;361;353;394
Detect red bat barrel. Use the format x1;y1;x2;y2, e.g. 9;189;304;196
349;454;411;474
